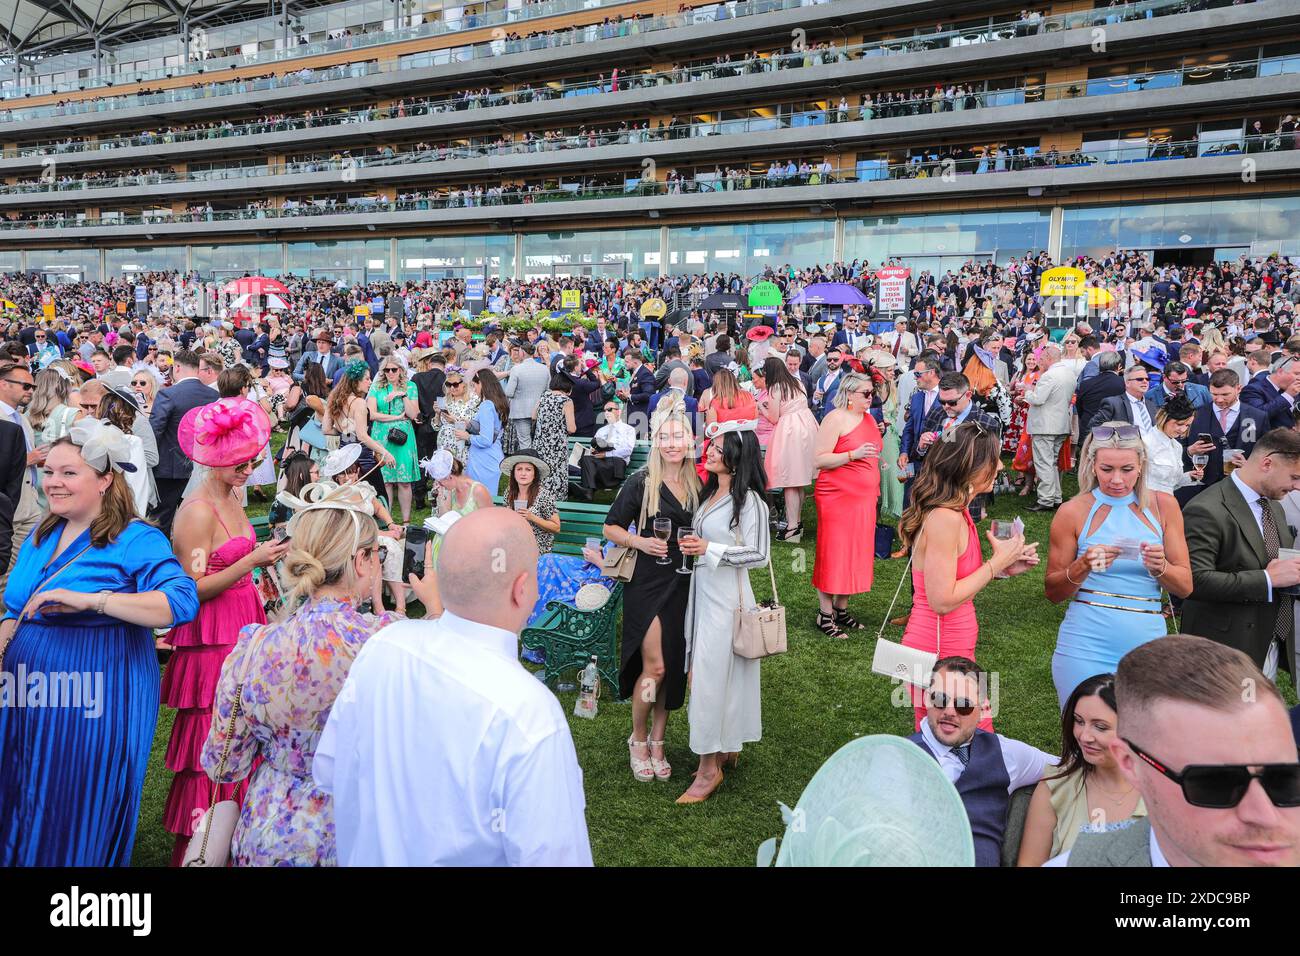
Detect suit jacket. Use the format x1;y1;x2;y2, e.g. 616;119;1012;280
914;403;1002;458
1181;478;1296;669
1239;371;1295;431
1066;819;1153;867
294;349;342;383
411;368;445;424
900;388;936;459
150;377;218;480
501;359;551;420
1145;382;1211;410
0;420;24;570
1088;393;1159;434
627;363;656;426
1023;362;1076;435
1173;402;1270;507
1075;371;1125;437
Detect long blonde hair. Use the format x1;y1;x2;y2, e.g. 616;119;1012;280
645;407;700;515
1078;421;1154;514
278;506;379;614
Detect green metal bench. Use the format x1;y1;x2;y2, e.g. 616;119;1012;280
495;495;625;699
251;514;271;543
566;437;651;491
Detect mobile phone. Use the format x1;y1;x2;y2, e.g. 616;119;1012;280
402;525;432;580
272;525;289;543
436;396;446;410
1196;433;1213;445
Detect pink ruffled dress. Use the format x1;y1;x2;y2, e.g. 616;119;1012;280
159;500;267;866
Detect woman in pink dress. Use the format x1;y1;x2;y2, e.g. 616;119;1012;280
895;422;1039;732
696;368;757;482
811;372;881;638
161;397;286;866
759;356;818;543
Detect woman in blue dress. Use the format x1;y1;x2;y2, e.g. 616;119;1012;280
455;368;510;497
1044;423;1192;708
0;421;199;866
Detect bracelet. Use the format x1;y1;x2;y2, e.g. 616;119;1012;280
95;590;110;614
1064;564;1084;587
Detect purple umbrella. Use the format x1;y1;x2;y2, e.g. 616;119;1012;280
792;282;870;306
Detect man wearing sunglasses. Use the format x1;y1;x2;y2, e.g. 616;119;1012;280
0;362;40;591
1048;635;1300;866
909;657;1056;867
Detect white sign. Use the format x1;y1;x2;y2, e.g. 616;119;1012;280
876;267;911;314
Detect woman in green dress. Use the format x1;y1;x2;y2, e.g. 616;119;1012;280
367;358;420;523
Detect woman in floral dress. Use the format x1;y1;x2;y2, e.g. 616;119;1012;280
532;373;576;502
200;486;414;866
435;369;479;466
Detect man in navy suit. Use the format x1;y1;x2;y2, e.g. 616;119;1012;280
0;419;25;572
1075;352;1126;433
149;349;218;537
897;353;942;506
811;347;846;421
1089;366;1160;434
1175;368;1270;508
1240;356;1300;432
621;348;656;438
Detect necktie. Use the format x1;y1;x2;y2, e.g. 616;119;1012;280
893;336;901;357
1258;496;1292;652
1218;407;1230;433
953;743;972;767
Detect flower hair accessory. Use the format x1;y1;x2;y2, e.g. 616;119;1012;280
344;359;369;381
704;418;758;440
69;419;138;474
421;448;454;481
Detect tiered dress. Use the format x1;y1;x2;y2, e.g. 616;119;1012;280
160;500;267;866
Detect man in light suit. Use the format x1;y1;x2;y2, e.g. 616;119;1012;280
1088;365;1160;434
0;363;42;590
149;349;218;537
1022;344;1075;512
501;341;551;448
1181;429;1300;676
293;330;343;383
879;318;920;364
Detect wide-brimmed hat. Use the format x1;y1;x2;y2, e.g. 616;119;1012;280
178;397;271;467
860;348;897;370
102;383;143;414
314;330;334;343
322;442;362;478
411;346;440;365
500;448;551;482
268;356;290;369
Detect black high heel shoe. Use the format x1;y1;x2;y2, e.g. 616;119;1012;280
834;607;865;631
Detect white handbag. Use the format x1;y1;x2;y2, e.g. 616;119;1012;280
870;556;939;688
183;627;266;868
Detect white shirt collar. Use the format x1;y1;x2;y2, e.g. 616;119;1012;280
1230;470;1264;509
0;399;16;419
919;716;968;757
1150;826;1171;867
436;609;518;662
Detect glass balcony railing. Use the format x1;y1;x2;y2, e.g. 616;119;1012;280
0;0;1248;128
0;134;1289;233
1;56;1289;199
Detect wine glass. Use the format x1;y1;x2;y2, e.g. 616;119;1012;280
653;517;672;565
1190;453;1209;485
675;527;695;575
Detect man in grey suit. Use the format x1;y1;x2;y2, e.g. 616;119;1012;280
500;340;550;449
1087;365;1160;434
1049;635;1300;867
294;330;343;382
149;349;218;537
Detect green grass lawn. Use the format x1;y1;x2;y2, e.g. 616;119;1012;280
130;469;1283;867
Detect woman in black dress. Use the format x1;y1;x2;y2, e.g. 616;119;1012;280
603;403;700;785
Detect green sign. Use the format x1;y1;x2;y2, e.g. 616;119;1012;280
748;281;783;309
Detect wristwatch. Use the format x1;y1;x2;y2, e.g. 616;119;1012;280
95;590;111;614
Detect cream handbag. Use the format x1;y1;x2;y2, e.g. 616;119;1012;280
184;627;266;868
870;557;938;687
731;527;786;660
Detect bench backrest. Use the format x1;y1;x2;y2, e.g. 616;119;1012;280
493;495;613;557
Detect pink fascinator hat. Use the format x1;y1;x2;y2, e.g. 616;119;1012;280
179;397;272;467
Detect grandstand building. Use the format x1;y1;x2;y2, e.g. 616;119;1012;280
0;0;1297;282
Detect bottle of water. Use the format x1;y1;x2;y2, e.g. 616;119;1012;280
573;655;599;719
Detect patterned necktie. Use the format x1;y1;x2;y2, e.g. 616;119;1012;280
953;742;971;767
1258;497;1293;649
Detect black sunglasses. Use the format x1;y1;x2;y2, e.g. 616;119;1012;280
2;379;34;390
1092;424;1142;441
928;690;976;716
1124;738;1300;809
938;394;967;408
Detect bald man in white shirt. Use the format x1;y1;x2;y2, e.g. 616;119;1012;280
315;507;593;866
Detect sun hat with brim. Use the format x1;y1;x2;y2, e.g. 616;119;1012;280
412;346;440;365
322;442;362;478
102;384;143;414
314;330;334;343
500;449;551;483
178;397;272;467
268;356;290;369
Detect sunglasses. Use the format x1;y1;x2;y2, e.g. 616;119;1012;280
938;394;967;407
1124;738;1300;809
927;690;977;716
2;379;34;390
233;457;265;474
446;380;463;387
1092;424;1142;441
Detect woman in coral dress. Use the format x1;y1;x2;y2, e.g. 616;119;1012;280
162;397;286;866
895;422;1039;732
811;372;881;639
759;356;818;542
696;368;756;482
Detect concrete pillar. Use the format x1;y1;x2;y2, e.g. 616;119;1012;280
1049;205;1065;261
658;224;668;277
513;231;523;280
833;216;845;263
390;236;399;280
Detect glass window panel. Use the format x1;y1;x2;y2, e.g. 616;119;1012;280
523;228;658;280
106;247;186;276
191;243;283;278
27;248;101;282
397;234;515;279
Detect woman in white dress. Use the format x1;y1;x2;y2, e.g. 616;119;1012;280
1141;396;1203;495
676;419;771;805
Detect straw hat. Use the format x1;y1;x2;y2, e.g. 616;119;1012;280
500;448;551;483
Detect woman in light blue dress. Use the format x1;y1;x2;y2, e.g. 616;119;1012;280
1044;425;1192;708
459;368;509;497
